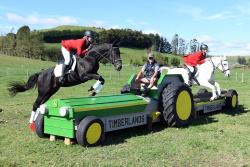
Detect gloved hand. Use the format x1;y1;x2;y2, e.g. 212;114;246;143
87;44;93;51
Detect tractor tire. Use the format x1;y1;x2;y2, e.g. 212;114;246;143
225;89;238;109
76;116;104;147
160;82;195;127
198;88;208;94
35;114;49;138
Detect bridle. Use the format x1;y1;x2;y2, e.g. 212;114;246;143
92;45;122;65
210;58;230;74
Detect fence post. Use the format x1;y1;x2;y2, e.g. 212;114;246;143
242;73;244;83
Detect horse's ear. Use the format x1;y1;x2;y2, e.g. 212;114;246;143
116;41;121;46
112;40;117;46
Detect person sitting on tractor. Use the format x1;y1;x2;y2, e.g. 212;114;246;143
183;44;210;86
135;53;161;97
59;30;95;84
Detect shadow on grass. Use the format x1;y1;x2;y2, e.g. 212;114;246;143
103;122;166;146
191;104;248;127
103;105;249;146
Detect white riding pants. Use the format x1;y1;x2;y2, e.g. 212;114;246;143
186;64;195;73
61;46;71;65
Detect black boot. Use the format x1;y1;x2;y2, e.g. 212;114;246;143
142;88;150;97
188;72;193;87
59;65;69;84
134;88;141;95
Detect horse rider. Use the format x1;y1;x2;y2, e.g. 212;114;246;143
135;53;161;97
183;44;210;86
59;30;95;83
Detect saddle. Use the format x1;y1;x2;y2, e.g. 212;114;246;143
54;55;77;77
183;64;200;85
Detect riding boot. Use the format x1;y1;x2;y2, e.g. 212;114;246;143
141;87;150;97
188;72;193;87
59;65;69;84
134;88;141;95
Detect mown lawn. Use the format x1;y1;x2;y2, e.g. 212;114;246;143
0;54;249;166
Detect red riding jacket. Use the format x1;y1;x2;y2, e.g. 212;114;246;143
62;38;91;56
183;50;206;66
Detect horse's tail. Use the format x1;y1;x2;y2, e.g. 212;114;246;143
8;71;42;97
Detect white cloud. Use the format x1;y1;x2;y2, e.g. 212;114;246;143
207;11;235;20
84;20;107;28
196;35;213;42
177;6;203;20
0;25;18;35
6;13;78;26
107;25;121;29
142;30;162;36
236;2;250;15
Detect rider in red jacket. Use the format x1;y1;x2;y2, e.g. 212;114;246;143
183;44;210;86
59;30;95;84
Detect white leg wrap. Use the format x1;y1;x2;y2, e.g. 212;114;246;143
93;80;101;89
29;111;36;123
34;108;40;121
95;84;103;93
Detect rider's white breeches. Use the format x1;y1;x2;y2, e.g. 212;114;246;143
186;64;194;73
61;46;71;65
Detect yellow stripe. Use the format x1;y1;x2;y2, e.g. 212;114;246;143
195;99;225;107
74;101;147;112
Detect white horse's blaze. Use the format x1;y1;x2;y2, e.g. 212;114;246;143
167;56;230;101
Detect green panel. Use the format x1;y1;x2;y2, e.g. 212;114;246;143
44;108;74;118
127;74;135;85
43;93;147;120
74;104;146;120
44;126;75;138
44;117;75;138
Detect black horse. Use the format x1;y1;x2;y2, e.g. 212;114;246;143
8;42;122;114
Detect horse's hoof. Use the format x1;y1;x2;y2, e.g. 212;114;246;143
88;86;94;92
89;92;97;96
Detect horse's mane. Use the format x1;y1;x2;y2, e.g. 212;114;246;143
211;56;227;61
92;43;110;49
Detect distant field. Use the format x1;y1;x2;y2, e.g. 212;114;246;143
0;54;249;166
36;25;103;32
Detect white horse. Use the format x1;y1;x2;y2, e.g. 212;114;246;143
163;55;231;101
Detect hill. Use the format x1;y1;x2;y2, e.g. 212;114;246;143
36;25;104;33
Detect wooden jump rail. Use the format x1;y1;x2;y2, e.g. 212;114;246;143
193;89;228;103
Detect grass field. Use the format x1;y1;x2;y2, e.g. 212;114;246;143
0;53;249;166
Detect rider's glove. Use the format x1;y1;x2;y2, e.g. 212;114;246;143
87;44;93;51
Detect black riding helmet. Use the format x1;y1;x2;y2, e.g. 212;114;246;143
200;44;208;50
84;30;95;39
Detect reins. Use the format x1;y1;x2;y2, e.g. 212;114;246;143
210;58;230;74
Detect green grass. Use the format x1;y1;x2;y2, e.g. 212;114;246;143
0;54;249;166
45;43;184;66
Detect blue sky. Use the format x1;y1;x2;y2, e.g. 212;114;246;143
1;0;250;56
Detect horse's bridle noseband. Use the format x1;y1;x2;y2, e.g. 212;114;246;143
210;59;230;74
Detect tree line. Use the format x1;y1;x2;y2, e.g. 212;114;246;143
0;25;205;62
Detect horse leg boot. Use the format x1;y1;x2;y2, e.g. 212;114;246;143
89;80;103;96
